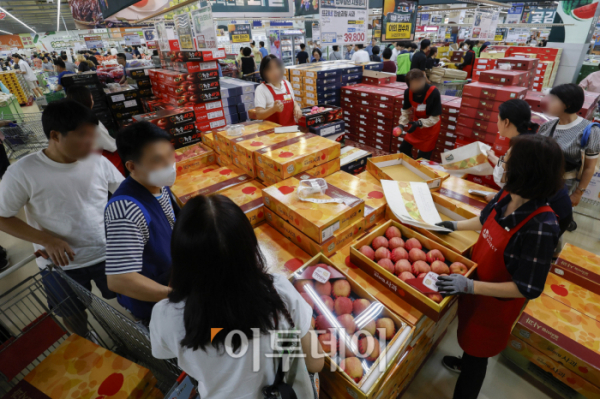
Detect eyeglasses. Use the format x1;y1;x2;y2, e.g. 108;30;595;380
497;155;506;167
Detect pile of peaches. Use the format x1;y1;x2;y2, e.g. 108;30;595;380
295;274;397;384
359;226;469;303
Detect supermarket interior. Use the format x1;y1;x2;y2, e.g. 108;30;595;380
2;0;600;398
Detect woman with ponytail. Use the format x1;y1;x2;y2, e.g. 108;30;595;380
150;195;323;399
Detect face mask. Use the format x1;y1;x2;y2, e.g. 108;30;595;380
463;46;469;50
147;162;177;187
492;163;505;188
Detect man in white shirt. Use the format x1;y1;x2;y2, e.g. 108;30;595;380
0;99;124;337
12;54;43;97
351;44;371;63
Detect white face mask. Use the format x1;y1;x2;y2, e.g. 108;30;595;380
463;45;469;50
147;162;177;187
492;163;505;188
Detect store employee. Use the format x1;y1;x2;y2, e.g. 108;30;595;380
397;69;442;160
254;55;302;126
436;134;562;399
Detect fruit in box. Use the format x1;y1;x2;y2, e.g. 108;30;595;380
377;258;395;274
332;280;351;298
372;236;389;250
362;320;376;336
341;357;364;383
174;144;206;162
405;238;422;251
450;262;468;275
391;247;408;263
385;226;401;240
408;248;427;263
317;296;334;314
294;280;314;294
353;299;370;316
389;237;405;249
427;292;443;303
316;314;333;330
337;314;356;334
334;297;353;315
359;336;381;362
319;333;337;355
360;245;375;260
426;249;445;263
375;247;391;261
395;259;412;275
315;281;331;296
431;260;449;274
399;271;415;281
412;260;431;275
376;318;396;340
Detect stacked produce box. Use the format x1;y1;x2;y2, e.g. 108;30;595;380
133;107;200;149
61;72;116;132
127;66;154;98
431;96;462;163
105;85;145;129
220;77;258;125
0;71;30;104
525;88;600;121
471;58;497;82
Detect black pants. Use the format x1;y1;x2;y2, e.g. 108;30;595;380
454;352;489;399
396;74;406;82
399;139;432;160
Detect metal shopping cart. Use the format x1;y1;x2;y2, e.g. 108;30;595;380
0;112;47;161
0;256;181;396
432;79;470;97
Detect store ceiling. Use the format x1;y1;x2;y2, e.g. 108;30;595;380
0;0;78;34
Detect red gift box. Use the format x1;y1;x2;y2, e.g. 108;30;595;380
441;113;460;124
442;98;462;114
497;57;539;71
196;117;227;132
478;70;529;86
461;106;499;122
461;96;503;112
463;82;527;101
362;76;392;85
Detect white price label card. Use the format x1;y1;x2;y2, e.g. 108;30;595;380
422;272;439;292
112;94;125;102
313;267;331;284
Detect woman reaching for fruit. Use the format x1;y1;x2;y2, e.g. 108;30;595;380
253;54;303;126
435;134;564;399
149;195;323;399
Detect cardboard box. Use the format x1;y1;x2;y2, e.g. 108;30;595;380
350;220;476;321
497;57;539;70
232;132;305;170
340;146;372;175
254;223;311;276
460;106;499;122
462;82;527;102
457;117;498;133
256;157;340;186
366;153;447;190
175;142;215;176
461;96;503;112
171;166;251;206
438;175;495;214
478;70;529;86
262;174;365;244
219;180;265;226
298;105;343;127
552;243;600;295
212;120;280;154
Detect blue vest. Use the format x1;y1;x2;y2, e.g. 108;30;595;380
106;176;179;320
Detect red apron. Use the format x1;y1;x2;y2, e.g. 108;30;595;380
264;81;296;126
457;196;553;358
462;49;476;79
404;86;441;153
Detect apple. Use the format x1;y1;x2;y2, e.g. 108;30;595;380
399;271;415;281
395;259;412;275
372;236;389;250
316;315;333;331
361;320;376;336
294;280;314;294
385;226;401;240
426;292;443;303
391;247;409;263
337;314;356;335
360;245;375;260
185;83;196;92
550;284;569;297
389;237;405;250
449;262;468;275
376;317;396;340
417;272;428;278
431;260;450;275
353;298;371;316
412;260;431;275
377;258;395;274
332;279;352;298
358;336;381;362
374;247;391;261
314;281;332;297
318;333;337;355
316;295;334;315
405;238;422;251
408;248;427;263
340;357;364;383
426;249;445;263
311;317;315;329
334;297;353;315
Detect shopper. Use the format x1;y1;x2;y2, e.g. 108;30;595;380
371;46;381;62
410;39;429;72
32;54;42;69
116;53;128;85
105;122;178;326
259;41;269;59
60;54;77;73
344;44;354;60
250;41;262;63
351;43;370;63
150;195;324;398
78;61;91;73
132;46;141;59
397;69;442;160
53;59;72;92
381;47;396;73
235;47;244;70
12;54;43;98
366;38;377;57
125;48;133;60
88;55;99;68
391;42;401;65
579;65;600;93
538;83;600;207
240;47;257;76
311;48;322;63
456;40;476;78
396;42;411;82
0;99;123;336
296;43;309;64
329;45;342;60
436;134;563;399
425;47;440;69
42;56;54;72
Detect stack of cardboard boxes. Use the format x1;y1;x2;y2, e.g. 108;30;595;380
61;72;116;132
220;77;258;125
133;107;201;149
431;96;463;163
126;66;154;98
472;58;497;82
105;85;145;129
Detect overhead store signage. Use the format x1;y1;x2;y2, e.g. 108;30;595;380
84;36;103;49
320;0;368;45
0;12;6;20
0;35;24;50
212;0;292;17
550;0;599;44
471;10;499;41
175;13;195;50
156;21;179;51
506;3;523;24
123;33;141;46
191;3;218;52
506;27;530;43
495;28;507;41
229;23;252;43
431;15;443;24
372;18;382;39
522;7;556;24
312;22;321;41
381;0;417;42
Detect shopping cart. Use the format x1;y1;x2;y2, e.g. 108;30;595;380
0;256;181;396
432;79;470;97
0;112;47;161
242;71;263;83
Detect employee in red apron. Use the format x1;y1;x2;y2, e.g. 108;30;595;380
253;54;303;126
456;40;476;79
397;69;442;160
435;134;564;399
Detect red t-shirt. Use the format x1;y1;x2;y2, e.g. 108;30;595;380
382;60;396;73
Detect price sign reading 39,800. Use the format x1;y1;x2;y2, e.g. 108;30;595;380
343;32;365;42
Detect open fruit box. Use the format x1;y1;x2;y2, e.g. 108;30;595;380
290;253;414;398
366;154;447;191
385;194;480;257
350;220;477;321
174;142;215;176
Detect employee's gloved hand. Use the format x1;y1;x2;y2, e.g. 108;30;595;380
406;120;422;133
436;274;474;295
435;221;457;234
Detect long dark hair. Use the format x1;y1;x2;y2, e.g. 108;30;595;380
498;99;539;134
168;195;294;353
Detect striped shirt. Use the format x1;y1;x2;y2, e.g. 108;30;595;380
538;117;600;170
104;187;175;275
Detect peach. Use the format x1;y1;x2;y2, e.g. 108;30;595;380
391;247;409;263
372;236;389;250
450;262;468;275
374;247;391;261
412;260;431;275
340;357;364;383
408;248;427;263
300;293;314;309
388;236;405;249
376;317;396;340
417;272;428;278
334;297;353;315
377;258;395;274
431;260;450;275
353;298;371;316
426;249;445;263
319;333;337;355
399;271;415;281
427;292;443;303
359;245;375;260
332;279;351;298
294;280;314;294
338;335;358;357
316;315;333;331
395;259;412;275
385;226;401;240
405;237;422;251
337;314;356;335
314;281;332;296
317;295;334;314
358;336;381;362
363;320;377;336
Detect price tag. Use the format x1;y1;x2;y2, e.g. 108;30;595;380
111;94;125;102
422;272;439;292
124;99;137;108
313;267;331;284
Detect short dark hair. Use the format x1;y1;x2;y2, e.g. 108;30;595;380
382;47;392;60
11;54;21;59
300;43;306;49
78;62;90;72
259;41;265;47
66;85;93;109
428;46;438;57
396;41;404;47
33;54;38;59
498;99;538;134
61;54;67;61
356;44;364;49
54;59;65;68
312;48;322;58
332;45;339;51
41;99;98;139
550;83;585;114
259;54;283;81
117;121;172;164
406;68;426;83
420;39;431;50
251;41;256;46
505;134;564;200
117;53;126;60
242;47;252;56
409;42;418;50
372;46;380;55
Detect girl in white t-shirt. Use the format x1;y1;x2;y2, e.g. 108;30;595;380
150;195;324;399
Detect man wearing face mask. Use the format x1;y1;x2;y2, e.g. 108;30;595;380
105;121;179;326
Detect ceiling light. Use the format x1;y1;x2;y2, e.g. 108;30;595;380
0;29;12;34
0;6;36;34
56;0;61;31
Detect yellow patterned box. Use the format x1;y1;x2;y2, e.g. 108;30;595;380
552;243;600;296
438;175;496;215
254;133;341;179
366;153;446;191
262;174;365;244
24;334;157;399
512;292;600;387
254;223;311;277
232;131;305;169
219;180;265;227
175;142;216;176
202;132;220;153
216;151;233;167
171;165;251;206
256;157;341;186
211;120;280;155
506;336;600;397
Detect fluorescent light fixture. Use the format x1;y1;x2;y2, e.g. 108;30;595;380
57;0;61;32
0;29;12;34
0;6;36;34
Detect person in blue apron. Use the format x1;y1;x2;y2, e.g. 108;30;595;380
105;121;179;326
436;134;564;399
